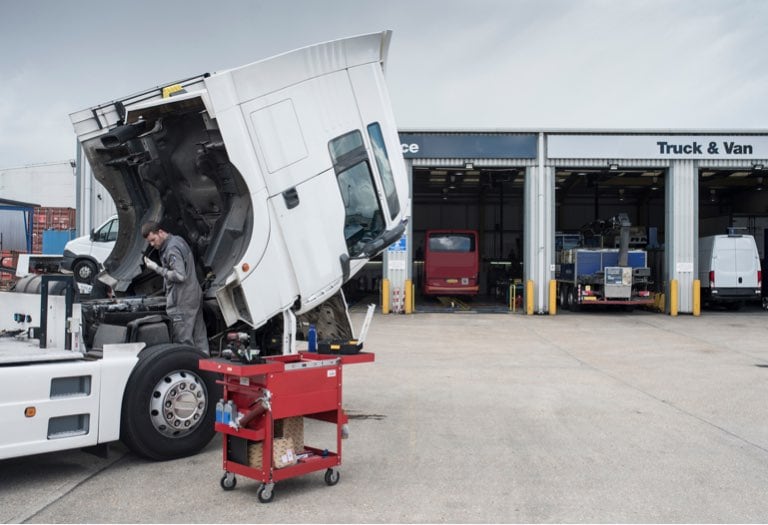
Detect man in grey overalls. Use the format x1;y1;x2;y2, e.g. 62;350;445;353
141;222;209;354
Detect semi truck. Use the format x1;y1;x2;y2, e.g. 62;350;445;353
556;214;653;310
0;31;409;461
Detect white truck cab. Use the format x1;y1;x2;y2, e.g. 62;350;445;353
60;214;118;285
1;31;409;461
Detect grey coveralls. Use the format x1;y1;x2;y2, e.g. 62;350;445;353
158;234;209;353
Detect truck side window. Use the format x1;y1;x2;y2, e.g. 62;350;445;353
329;130;385;257
366;122;400;220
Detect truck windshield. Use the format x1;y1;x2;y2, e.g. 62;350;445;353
329;130;385;257
366;122;400;220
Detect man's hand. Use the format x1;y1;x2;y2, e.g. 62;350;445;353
144;256;161;274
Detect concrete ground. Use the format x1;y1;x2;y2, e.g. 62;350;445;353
3;307;768;523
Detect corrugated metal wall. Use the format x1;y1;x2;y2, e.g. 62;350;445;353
551;158;671;169
666;160;697;313
382;159;413;313
76;145;117;235
699;159;768;169
411;158;537;168
0;210;29;251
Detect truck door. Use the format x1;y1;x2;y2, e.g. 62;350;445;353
347;63;408;225
241;70;370;312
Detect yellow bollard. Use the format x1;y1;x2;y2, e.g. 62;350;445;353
526;280;534;315
549;280;557;315
382;278;390;315
693;279;701;316
670;279;678;316
404;279;413;314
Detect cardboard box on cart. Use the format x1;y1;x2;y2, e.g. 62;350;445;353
247;436;298;469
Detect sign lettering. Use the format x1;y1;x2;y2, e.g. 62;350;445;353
549;134;768;159
401;143;420;154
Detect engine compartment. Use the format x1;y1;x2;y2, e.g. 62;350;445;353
82;96;253;298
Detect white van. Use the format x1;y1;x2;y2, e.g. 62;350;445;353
60;215;118;284
698;232;762;309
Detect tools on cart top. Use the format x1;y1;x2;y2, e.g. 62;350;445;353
199;350;374;378
317;303;375;355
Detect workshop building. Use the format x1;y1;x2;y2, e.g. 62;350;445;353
374;129;768;315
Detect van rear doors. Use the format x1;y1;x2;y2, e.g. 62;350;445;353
700;234;761;306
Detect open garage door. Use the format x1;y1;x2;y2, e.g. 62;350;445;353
554;167;665;313
699;166;767;311
410;166;525;312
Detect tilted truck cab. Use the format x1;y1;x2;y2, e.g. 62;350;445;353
72;30;408;335
0;31;409;461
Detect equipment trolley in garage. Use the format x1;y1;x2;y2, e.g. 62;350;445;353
199;351;374;503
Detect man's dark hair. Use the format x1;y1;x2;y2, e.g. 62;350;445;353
141;221;163;238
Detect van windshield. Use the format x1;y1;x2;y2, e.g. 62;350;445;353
95;218;119;242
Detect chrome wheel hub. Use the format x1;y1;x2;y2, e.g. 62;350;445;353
149;370;207;438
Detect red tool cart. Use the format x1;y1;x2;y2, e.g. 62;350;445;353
199;351;373;503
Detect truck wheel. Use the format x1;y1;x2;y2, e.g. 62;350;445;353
567;287;580;312
73;259;97;284
121;343;220;460
558;284;568;307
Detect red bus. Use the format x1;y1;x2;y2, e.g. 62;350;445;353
423;229;479;296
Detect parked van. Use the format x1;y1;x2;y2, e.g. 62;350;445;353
698;232;762;309
60;215;118;284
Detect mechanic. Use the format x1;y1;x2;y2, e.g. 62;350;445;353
141;221;209;353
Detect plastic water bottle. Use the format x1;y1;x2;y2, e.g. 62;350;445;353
228;401;238;425
215;399;224;424
308;324;317;353
223;401;232;425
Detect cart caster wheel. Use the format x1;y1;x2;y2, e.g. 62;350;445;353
257;483;274;503
324;468;340;486
220;472;237;491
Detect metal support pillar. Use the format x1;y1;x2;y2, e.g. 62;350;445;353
665;160;697;314
523;133;554;314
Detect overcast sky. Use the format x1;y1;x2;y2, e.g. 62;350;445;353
1;0;766;168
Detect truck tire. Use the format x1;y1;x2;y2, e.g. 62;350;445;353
73;259;97;284
121;343;220;460
567;286;580;312
558;284;568;307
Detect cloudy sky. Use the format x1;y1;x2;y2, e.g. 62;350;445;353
1;0;766;168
